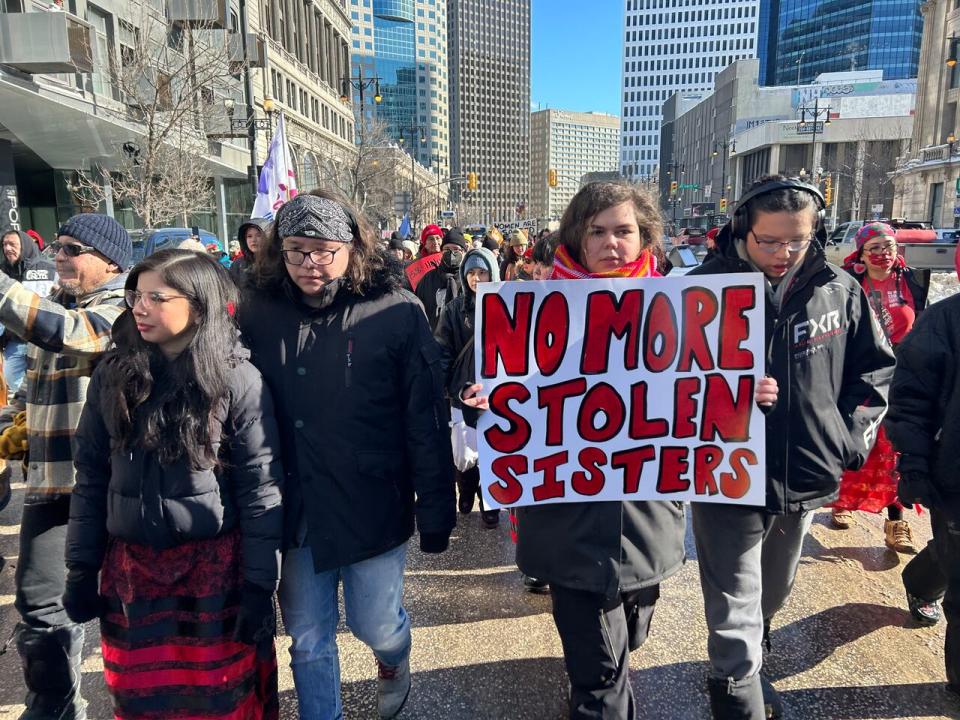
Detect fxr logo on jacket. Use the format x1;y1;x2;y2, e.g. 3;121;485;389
793;310;843;346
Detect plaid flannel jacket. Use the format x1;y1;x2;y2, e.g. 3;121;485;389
0;271;127;502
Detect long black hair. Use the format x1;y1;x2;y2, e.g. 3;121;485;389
99;248;239;468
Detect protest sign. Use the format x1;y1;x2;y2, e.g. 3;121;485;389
405;255;442;291
475;274;766;510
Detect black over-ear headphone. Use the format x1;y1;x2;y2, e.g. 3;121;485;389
730;178;826;242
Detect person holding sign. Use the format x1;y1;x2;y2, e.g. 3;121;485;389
237;191;456;720
687;176;896;719
471;183;688;719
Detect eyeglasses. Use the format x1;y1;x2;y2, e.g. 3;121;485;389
863;242;897;256
51;241;98;258
750;232;813;254
125;289;192;309
281;246;345;266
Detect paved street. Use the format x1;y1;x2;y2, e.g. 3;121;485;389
0;479;957;720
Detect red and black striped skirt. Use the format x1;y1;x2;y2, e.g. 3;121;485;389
99;530;279;720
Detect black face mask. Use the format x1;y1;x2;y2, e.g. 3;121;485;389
442;249;464;270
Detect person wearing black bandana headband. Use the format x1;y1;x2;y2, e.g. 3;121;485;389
236;190;455;720
414;227;467;332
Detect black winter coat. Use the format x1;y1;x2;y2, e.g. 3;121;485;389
513;270;687;598
885;293;960;518
415;264;461;331
237;256;456;572
689;226;897;514
66;352;285;592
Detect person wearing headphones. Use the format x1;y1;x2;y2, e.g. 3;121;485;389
688;175;896;719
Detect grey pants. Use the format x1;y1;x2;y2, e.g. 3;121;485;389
692;503;814;681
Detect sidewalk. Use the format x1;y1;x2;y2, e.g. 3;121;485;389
0;482;955;719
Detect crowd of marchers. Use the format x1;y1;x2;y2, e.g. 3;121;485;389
0;174;956;720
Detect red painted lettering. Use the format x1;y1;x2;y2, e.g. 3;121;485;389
481;292;534;378
489;455;527;505
720;448;756;499
612;446;657;494
485;383;531;453
533;291;570;377
538;378;587;446
677;287;719;372
581;290;644;374
532;451;568;501
656;446;690;493
571;448;607;496
643;292;679;372
700;374;754;443
718;286;755;370
577;382;627;443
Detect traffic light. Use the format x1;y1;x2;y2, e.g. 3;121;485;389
548;168;558;188
467;172;478;191
670;181;678;195
824;175;833;206
719;198;727;213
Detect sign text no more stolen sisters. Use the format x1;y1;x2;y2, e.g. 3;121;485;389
475;274;767;510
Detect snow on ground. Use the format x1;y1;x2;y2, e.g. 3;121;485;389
929;271;960;304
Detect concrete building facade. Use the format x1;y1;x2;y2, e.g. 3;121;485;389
447;0;530;224
529;109;620;220
660;60;915;228
891;0;960;228
620;0;759;182
0;0;357;242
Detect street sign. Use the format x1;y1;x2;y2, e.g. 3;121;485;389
871;204;884;213
679;183;699;190
796;122;824;135
703;184;712;198
440;209;455;218
953;205;960;217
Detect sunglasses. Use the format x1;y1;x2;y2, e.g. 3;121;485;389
52;241;98;258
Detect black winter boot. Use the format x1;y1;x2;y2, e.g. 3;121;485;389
707;676;766;720
760;676;784;719
15;623;87;720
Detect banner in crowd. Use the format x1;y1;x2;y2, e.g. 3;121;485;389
405;255;442;291
252;113;298;220
475;274;767;510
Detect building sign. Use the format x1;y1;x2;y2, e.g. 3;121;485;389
796;122;825;135
733;116;790;135
0;140;20;233
792;80;918;109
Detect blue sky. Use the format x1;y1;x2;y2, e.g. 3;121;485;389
531;0;622;116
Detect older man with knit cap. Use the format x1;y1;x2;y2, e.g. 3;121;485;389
0;213;130;720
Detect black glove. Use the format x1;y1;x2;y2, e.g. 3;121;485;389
233;582;276;646
62;566;103;624
899;470;940;509
420;531;450;554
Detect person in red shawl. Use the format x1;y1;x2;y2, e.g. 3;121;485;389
831;222;930;552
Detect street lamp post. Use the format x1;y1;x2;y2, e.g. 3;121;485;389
711;140;736;214
797;97;831;183
340;68;382;112
398;125;427;224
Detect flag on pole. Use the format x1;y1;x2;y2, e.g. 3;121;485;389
398;213;411;239
252;113;298;219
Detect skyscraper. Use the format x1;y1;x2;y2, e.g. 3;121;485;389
447;0;531;224
530;109;620;220
620;0;760;180
348;0;450;172
759;0;923;86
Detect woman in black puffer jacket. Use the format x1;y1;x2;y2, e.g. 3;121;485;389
64;249;284;720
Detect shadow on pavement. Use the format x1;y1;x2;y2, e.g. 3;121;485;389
779;681;960;719
804;519;903;572
766;602;911;682
287;656;569;719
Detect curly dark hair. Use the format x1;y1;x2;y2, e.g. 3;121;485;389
558;183;663;265
254;188;384;295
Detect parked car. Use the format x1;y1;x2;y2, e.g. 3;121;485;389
672;227;707;246
129;227;222;266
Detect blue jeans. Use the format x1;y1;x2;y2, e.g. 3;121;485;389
279;543;411;720
3;337;26;398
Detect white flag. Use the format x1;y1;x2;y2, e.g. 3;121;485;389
251;113;298;219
